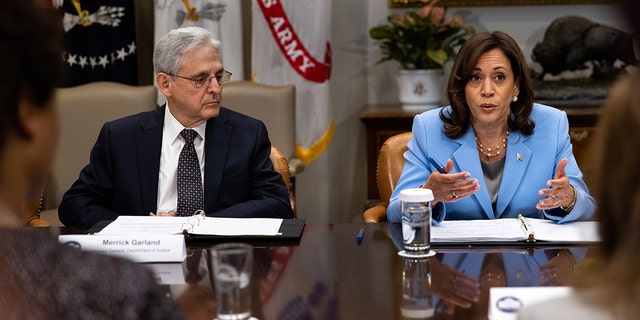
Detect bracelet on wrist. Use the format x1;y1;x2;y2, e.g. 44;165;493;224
560;185;576;212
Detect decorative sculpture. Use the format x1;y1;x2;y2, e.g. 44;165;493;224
532;16;636;80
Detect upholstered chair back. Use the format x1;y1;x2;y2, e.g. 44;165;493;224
28;82;157;226
362;132;412;223
222;81;301;176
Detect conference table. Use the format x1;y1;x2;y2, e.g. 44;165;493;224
58;222;596;319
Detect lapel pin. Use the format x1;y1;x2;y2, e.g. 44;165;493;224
516;153;523;161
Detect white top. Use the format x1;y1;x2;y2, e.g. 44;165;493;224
156;105;206;214
399;188;434;202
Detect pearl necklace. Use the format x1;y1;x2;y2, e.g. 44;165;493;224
476;131;509;157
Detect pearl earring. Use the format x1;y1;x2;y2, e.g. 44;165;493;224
512;96;518;102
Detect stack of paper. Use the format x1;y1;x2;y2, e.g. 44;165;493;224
96;216;284;236
431;218;600;243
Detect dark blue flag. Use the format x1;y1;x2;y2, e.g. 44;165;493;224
59;0;137;87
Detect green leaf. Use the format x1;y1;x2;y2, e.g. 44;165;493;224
427;49;447;67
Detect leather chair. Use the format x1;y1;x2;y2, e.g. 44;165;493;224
26;82;158;226
362;132;412;223
269;146;296;217
222;80;301;207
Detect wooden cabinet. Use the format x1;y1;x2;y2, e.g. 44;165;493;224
360;103;601;201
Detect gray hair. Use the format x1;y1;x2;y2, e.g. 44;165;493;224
153;26;222;75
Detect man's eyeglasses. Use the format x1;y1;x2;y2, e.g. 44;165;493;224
169;70;232;88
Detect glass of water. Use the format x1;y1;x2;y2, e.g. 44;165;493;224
210;243;253;320
399;188;435;258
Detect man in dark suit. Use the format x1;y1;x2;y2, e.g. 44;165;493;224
59;27;293;228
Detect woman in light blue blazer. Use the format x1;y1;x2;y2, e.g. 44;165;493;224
387;31;595;223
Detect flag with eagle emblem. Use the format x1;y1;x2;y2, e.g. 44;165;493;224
54;0;138;87
154;0;244;83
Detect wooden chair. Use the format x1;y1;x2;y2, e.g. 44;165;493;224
362;132;412;223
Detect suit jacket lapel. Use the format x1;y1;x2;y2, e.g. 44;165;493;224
136;107;165;213
452;129;496;219
203;109;232;210
495;131;532;218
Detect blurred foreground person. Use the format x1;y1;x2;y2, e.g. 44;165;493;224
0;1;182;318
520;73;640;319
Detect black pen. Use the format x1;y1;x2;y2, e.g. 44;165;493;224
427;157;447;174
356;227;365;245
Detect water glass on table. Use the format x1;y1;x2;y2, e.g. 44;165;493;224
210;243;253;320
399;188;435;258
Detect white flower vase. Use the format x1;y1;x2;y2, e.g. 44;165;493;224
396;69;444;111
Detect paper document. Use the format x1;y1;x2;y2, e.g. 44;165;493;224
190;217;283;236
431;218;600;243
525;219;599;242
96;216;284;236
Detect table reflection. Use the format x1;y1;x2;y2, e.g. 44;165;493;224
401;257;434;319
132;223;592;320
387;222;587;319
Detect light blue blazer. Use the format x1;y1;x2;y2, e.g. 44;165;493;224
387;104;595;224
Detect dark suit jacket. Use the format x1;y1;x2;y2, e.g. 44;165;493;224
58;106;293;227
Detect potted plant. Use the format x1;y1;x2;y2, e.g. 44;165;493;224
369;1;474;110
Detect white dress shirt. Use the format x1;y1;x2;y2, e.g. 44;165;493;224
156;105;206;214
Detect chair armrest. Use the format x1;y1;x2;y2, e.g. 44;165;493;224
362;204;388;223
27;217;51;227
24;192;50;227
39;208;62;227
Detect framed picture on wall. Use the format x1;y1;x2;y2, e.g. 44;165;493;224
389;0;616;7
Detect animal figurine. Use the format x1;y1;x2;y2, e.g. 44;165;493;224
532;16;636;79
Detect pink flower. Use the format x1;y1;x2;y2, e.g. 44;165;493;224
429;7;445;25
416;0;444;25
416;3;434;18
390;13;407;24
369;0;475;69
416;0;437;16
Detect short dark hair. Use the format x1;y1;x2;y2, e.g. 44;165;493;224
442;31;535;139
0;1;64;149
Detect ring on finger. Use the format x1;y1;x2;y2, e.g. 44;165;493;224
452;191;458;199
452;276;458;286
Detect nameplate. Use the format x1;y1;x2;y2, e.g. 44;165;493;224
58;234;186;263
143;263;187;285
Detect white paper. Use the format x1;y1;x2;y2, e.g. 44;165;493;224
432;219;526;242
96;216;283;236
142;263;186;285
97;216;190;235
431;218;600;243
190;217;283;236
489;286;571;320
526;219;600;242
